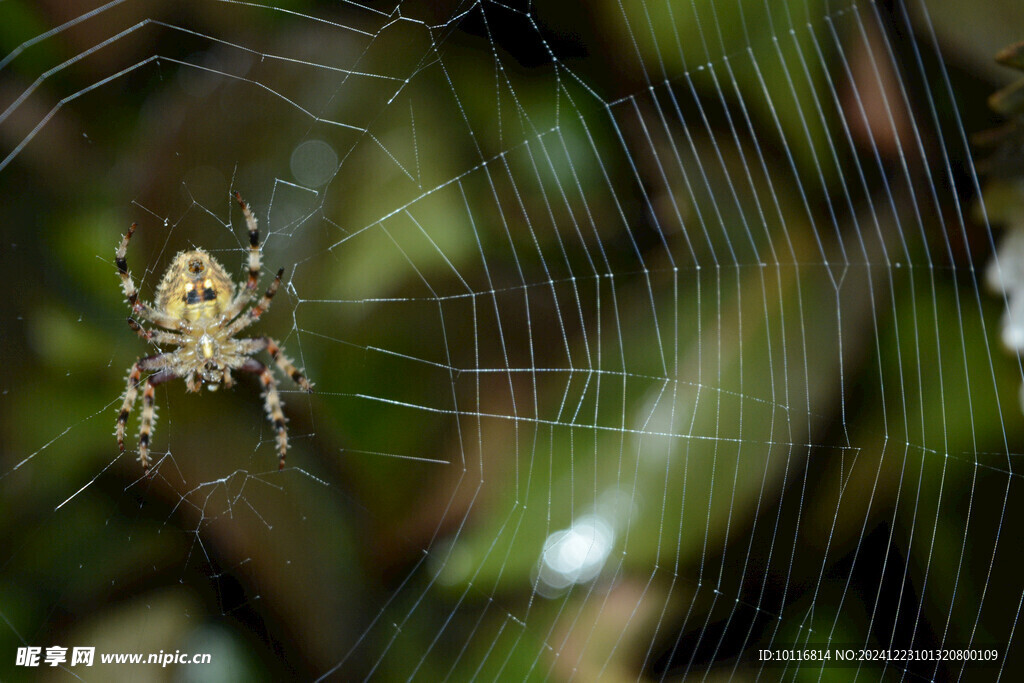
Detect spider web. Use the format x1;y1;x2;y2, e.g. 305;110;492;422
1;0;1023;679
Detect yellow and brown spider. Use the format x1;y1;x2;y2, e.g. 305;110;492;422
115;192;312;473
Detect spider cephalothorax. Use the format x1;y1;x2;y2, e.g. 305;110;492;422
115;193;313;473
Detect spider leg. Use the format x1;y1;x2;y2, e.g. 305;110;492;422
138;370;176;474
115;224;141;307
238;337;313;391
127;317;187;346
116;356;175;474
236;192;262;294
239;358;289;470
220;192;263;322
224;267;283;338
116;223;189;332
116;363;145;455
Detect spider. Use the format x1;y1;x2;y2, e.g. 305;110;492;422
114;192;312;474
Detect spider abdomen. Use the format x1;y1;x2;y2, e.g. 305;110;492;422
155;249;234;322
